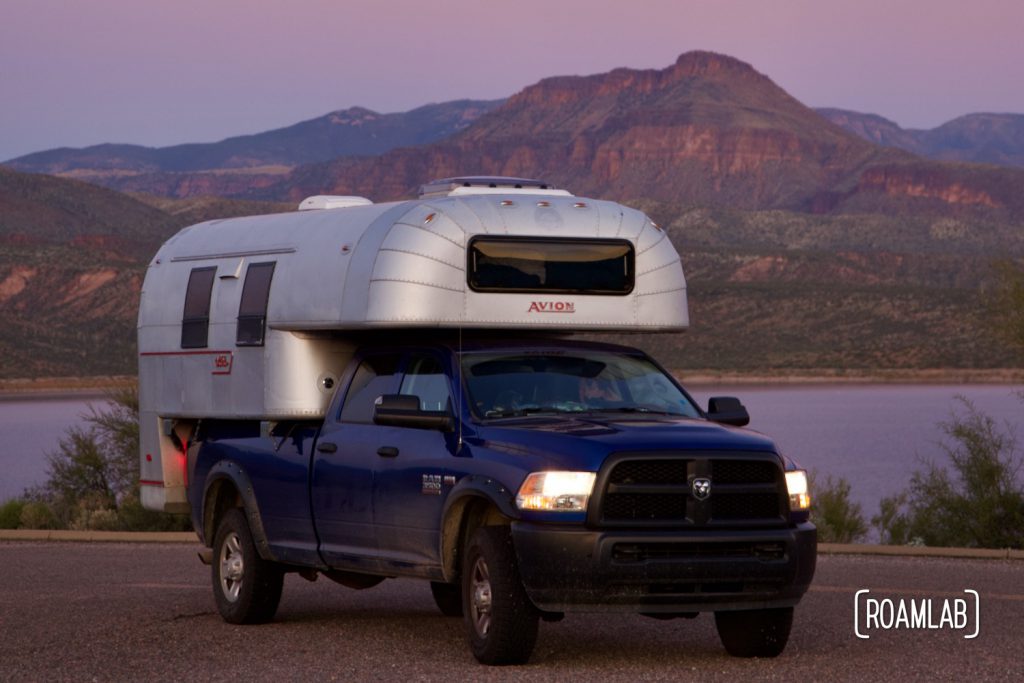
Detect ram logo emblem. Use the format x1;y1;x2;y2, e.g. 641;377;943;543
692;477;711;501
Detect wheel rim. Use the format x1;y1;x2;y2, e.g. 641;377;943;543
469;555;493;638
219;532;245;603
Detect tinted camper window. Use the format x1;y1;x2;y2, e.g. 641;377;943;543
468;237;634;294
181;267;216;348
236;262;275;346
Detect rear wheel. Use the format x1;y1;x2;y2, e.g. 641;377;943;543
430;581;463;617
212;508;284;624
462;526;539;665
714;607;793;657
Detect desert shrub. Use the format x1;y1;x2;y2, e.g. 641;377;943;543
873;397;1024;548
809;473;867;543
0;499;26;529
18;501;58;529
38;387;190;532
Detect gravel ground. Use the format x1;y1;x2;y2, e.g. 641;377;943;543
0;543;1020;681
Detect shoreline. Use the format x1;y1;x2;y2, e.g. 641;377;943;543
0;370;1022;400
677;368;1024;386
0;376;136;401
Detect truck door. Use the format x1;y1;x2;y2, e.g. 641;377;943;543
373;352;460;573
311;352;401;572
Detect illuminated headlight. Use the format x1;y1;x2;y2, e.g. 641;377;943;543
785;470;811;511
516;472;596;512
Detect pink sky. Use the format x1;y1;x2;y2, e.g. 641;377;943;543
1;0;1022;160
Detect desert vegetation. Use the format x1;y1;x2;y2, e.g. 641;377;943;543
0;388;189;532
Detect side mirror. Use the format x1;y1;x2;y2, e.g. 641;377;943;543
373;394;454;431
707;396;750;427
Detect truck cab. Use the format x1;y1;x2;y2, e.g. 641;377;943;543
138;177;816;664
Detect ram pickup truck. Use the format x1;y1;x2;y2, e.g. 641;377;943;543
188;335;816;664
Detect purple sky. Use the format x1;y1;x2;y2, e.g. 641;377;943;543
2;0;1022;161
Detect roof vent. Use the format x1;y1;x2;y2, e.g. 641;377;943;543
298;195;374;211
418;176;572;199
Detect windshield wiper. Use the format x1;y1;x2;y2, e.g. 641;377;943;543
584;406;681;416
484;406;576;419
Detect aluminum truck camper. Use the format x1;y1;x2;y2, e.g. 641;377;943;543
137;177;816;665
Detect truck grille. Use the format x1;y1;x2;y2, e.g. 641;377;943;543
592;453;787;528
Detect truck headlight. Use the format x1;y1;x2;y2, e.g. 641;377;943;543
785;470;811;511
516;471;596;512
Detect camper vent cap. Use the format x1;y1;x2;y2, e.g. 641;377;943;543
418;176;573;199
298;195;374;211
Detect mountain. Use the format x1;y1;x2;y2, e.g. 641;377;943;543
264;52;1024;224
2;53;1023;379
818;109;1024;168
0;166;177;258
277;52;887;207
814;108;923;152
4;99;503;176
0;168;291;378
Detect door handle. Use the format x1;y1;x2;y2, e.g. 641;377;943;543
316;442;337;454
377;446;399;458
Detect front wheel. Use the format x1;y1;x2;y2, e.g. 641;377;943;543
462;526;539;665
714;607;793;657
212;508;284;624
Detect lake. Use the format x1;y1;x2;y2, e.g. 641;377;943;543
1;385;1021;529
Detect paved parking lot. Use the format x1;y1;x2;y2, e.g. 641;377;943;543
0;542;1020;681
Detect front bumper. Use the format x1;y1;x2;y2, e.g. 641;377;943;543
512;521;817;613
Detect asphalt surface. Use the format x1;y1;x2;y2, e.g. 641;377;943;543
0;543;1021;681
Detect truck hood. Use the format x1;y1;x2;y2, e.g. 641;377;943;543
471;414;780;472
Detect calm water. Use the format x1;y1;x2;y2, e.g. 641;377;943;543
0;394;108;501
1;386;1021;525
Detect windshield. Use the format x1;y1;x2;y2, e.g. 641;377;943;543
461;349;701;419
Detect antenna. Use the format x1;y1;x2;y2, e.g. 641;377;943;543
457;320;464;452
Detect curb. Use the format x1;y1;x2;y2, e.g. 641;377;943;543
1;530;1021;559
0;530;198;543
819;542;1024;560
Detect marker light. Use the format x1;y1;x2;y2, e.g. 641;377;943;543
785;470;811;511
516;471;596;512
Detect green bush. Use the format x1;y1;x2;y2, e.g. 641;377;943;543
37;386;191;532
873;397;1024;549
809;473;867;543
18;501;58;530
0;499;26;529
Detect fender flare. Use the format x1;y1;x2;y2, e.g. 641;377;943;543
202;460;276;562
438;475;520;581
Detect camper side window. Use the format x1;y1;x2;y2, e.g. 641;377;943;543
236;262;275;346
181;266;217;349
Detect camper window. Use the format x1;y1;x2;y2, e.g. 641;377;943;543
467;237;634;294
236;262;276;346
181;266;217;348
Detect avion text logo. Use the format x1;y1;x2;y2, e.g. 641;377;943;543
528;301;576;314
854;589;979;639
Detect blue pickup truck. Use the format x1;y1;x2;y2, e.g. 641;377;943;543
188;335;816;664
138;178;815;664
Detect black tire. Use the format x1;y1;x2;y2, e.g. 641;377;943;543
212;508;284;624
462;526;540;665
430;581;464;617
714;607;794;658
